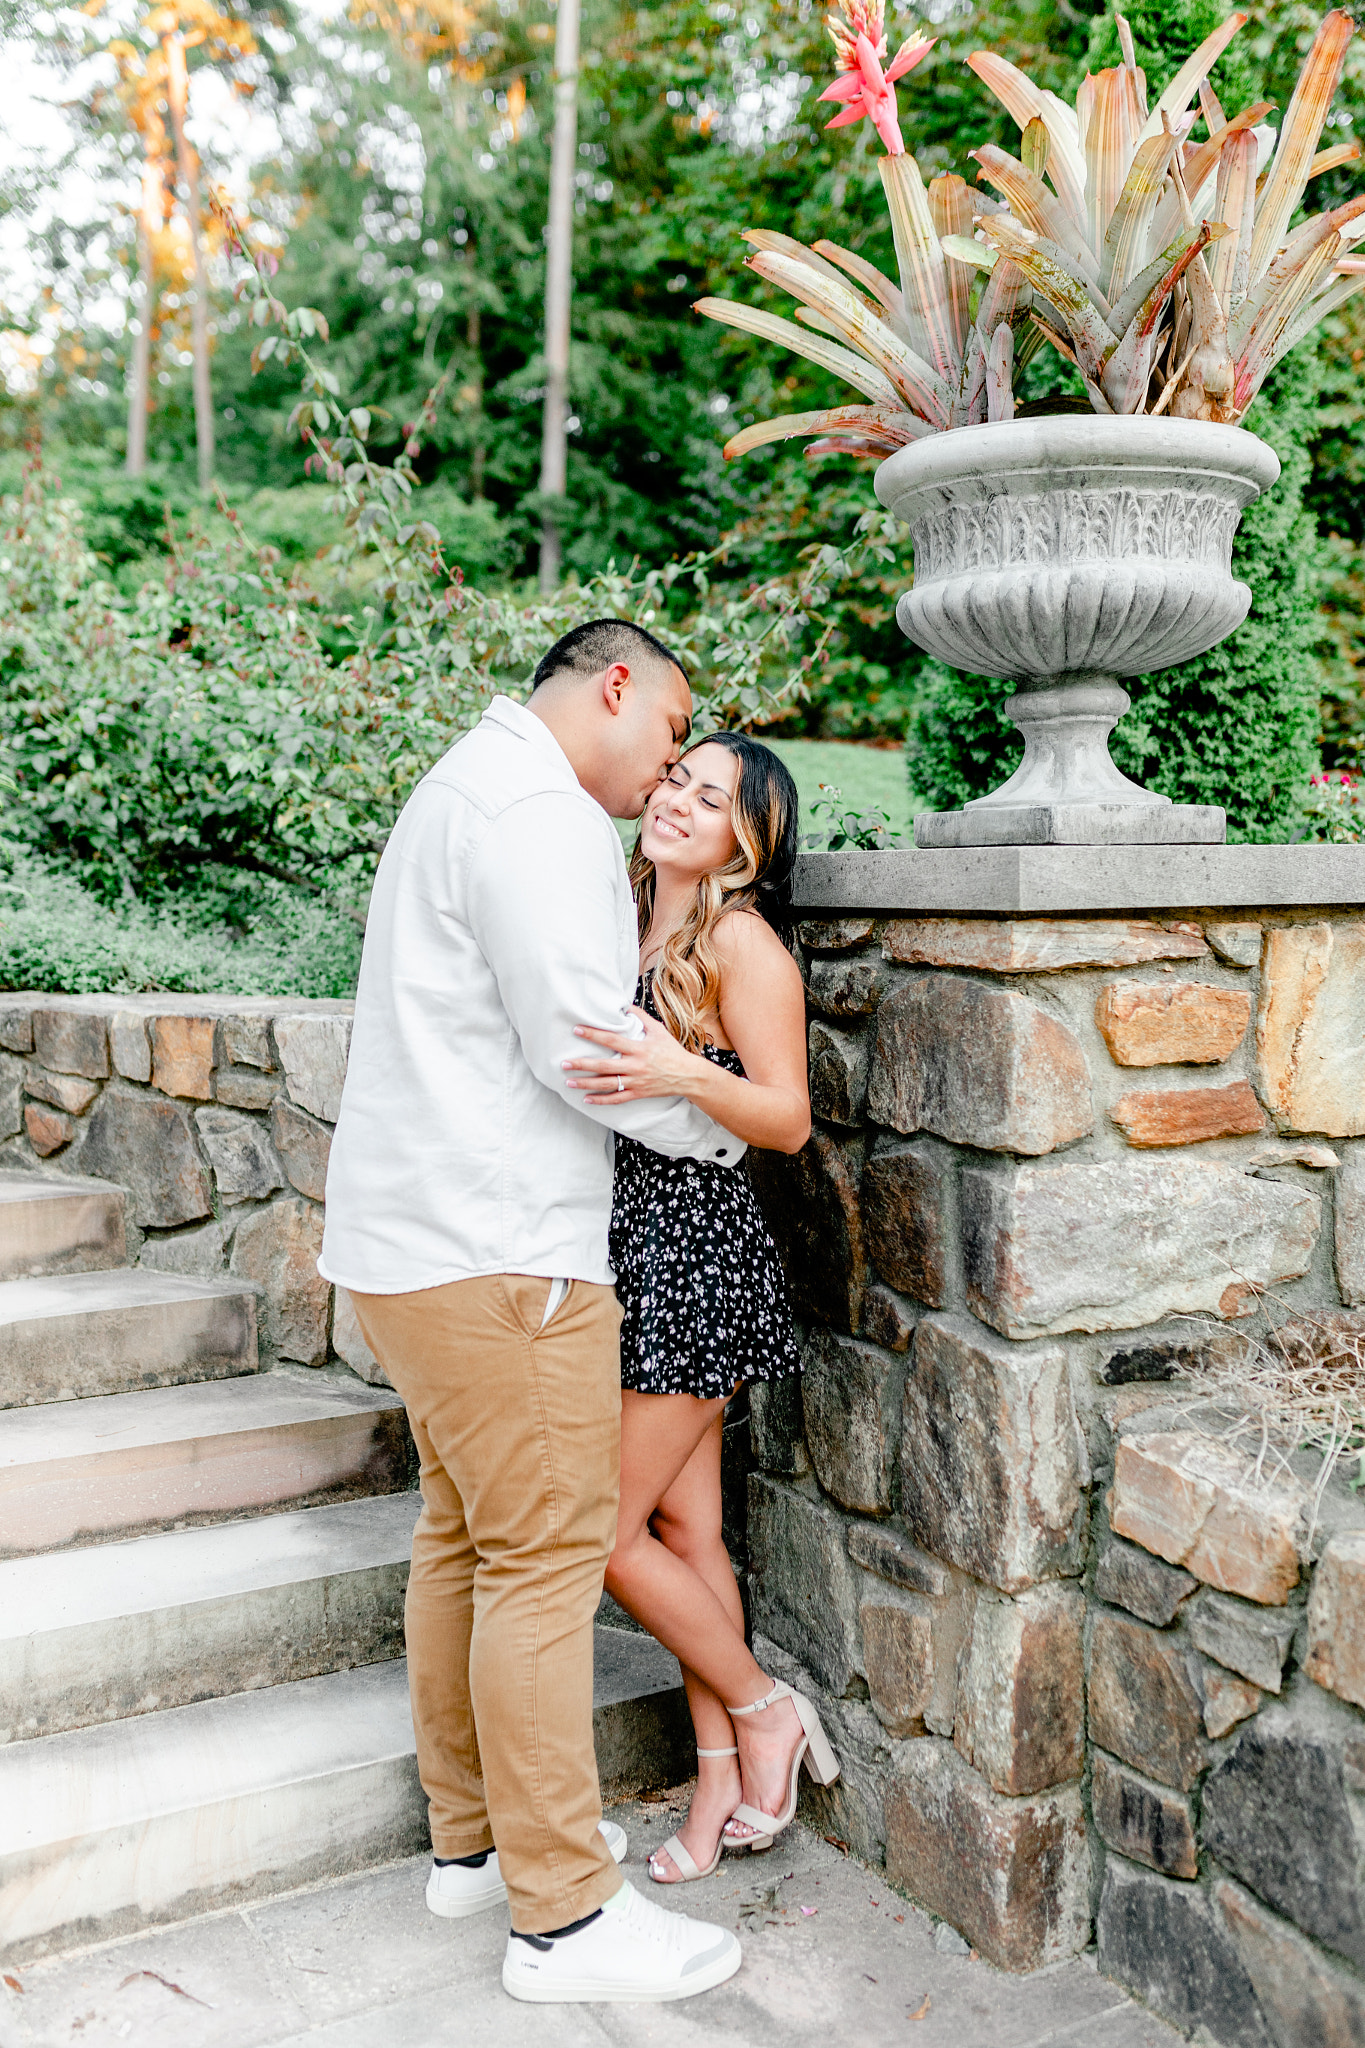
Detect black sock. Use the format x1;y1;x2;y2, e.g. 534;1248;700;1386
433;1848;494;1868
510;1909;603;1949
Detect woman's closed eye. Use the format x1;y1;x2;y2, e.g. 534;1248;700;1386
673;778;723;811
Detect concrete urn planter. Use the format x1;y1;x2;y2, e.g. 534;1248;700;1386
875;416;1282;849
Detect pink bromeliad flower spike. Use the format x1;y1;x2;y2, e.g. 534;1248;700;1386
818;0;935;156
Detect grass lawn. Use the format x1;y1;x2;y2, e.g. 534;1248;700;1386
761;737;914;844
615;737;915;849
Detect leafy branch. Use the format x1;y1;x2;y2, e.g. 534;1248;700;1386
0;219;909;919
803;780;902;849
216;192;905;737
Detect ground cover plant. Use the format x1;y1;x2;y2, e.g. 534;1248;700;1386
0;839;365;997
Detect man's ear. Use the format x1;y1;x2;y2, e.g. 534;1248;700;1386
600;661;631;716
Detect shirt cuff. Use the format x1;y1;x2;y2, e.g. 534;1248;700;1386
707;1132;746;1167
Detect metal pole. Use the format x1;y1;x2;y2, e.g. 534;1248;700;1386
537;0;579;593
165;32;215;493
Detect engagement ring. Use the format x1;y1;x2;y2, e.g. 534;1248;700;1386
616;1075;625;1092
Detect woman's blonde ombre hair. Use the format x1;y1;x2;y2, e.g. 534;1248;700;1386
629;733;799;1051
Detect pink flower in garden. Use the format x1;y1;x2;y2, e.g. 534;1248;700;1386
818;0;935;157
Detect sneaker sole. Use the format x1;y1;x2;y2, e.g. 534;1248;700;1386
502;1940;742;2004
428;1827;627;1920
427;1881;508;1920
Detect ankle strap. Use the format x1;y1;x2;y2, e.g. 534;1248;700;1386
728;1680;790;1718
695;1745;738;1757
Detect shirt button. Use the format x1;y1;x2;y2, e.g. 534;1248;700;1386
716;1149;726;1158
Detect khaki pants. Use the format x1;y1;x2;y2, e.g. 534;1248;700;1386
351;1274;624;1932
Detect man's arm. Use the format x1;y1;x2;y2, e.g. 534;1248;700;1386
467;792;745;1165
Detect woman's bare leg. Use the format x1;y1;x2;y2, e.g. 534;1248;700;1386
605;1389;803;1876
605;1390;765;1708
645;1411;745;1878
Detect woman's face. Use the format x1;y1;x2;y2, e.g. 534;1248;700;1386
640;741;741;882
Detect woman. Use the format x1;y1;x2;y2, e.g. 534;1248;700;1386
564;732;839;1886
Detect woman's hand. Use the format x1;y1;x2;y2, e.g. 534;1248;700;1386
564;1008;706;1105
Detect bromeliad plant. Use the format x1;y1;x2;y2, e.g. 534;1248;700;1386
698;1;1365;455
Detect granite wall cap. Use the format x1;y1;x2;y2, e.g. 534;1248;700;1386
0;993;354;1018
792;844;1365;916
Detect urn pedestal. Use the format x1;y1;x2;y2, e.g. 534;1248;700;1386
874;418;1282;850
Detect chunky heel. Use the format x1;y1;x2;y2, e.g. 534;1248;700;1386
722;1679;842;1853
800;1712;841;1788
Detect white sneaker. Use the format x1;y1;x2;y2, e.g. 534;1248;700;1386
426;1820;627;1920
501;1878;742;2003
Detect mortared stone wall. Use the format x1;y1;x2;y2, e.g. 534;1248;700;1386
748;895;1365;2036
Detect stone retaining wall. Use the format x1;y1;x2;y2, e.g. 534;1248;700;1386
0;993;382;1382
746;855;1365;2037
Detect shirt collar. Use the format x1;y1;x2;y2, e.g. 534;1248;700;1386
482;694;579;786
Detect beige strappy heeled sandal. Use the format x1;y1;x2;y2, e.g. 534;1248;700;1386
647;1746;736;1884
722;1681;841;1854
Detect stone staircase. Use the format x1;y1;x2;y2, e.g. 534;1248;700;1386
0;1172;691;1964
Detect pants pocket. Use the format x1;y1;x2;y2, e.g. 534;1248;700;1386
539;1276;570;1330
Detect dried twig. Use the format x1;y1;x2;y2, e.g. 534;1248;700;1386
118;1972;215;2009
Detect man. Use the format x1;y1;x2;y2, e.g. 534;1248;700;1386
320;619;745;2004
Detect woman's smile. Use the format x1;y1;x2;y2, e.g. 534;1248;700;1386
640;741;743;875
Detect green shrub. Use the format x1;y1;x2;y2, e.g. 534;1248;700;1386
0;844;362;997
0;437;894;912
903;659;1019;819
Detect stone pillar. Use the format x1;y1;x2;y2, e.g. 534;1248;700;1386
752;844;1365;2009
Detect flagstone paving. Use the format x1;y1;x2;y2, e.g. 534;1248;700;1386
1;1795;1181;2048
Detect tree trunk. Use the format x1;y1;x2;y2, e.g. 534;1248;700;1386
165;33;215;494
467;259;484;500
537;0;580;592
126;155;159;478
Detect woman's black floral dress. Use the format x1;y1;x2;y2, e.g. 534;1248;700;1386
609;973;801;1399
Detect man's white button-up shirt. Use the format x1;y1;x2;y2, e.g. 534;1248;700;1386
319;694;746;1295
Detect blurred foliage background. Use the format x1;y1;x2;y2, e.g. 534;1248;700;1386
0;0;1362;989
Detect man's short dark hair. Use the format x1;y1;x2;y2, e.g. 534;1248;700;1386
530;617;689;691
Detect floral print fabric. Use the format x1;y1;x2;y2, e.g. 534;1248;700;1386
610;976;801;1399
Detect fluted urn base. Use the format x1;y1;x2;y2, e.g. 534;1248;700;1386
913;670;1225;849
914;801;1226;848
874;418;1281;852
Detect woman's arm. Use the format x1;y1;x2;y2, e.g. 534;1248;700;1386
468;793;746;1166
564;912;811;1154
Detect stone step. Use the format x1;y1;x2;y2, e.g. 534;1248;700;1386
0;1368;413;1559
0;1631;692;1963
0;1172;126;1282
0;1268;259;1410
0;1491;423;1745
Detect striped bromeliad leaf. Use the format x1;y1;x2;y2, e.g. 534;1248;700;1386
971;8;1365;420
696;3;1365;459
